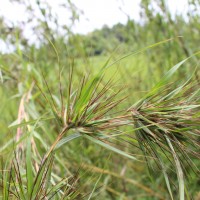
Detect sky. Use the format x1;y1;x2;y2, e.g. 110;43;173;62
73;0;189;34
72;0;141;33
0;0;189;53
0;0;189;34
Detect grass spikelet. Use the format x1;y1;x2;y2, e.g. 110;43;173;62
131;80;200;199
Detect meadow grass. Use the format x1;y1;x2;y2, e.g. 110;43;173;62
0;45;200;199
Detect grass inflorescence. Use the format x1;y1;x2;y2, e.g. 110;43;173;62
0;48;200;199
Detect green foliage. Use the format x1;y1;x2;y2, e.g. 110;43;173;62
0;1;200;199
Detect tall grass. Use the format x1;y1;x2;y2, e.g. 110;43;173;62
0;44;200;199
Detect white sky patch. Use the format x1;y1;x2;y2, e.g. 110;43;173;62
0;0;190;53
0;1;25;23
72;0;141;34
72;0;189;34
0;0;189;35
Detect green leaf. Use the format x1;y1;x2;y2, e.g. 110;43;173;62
26;136;34;197
84;134;137;161
55;132;82;150
165;135;184;200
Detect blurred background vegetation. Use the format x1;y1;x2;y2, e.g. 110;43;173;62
0;0;200;199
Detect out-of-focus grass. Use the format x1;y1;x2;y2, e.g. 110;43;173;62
0;45;200;199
